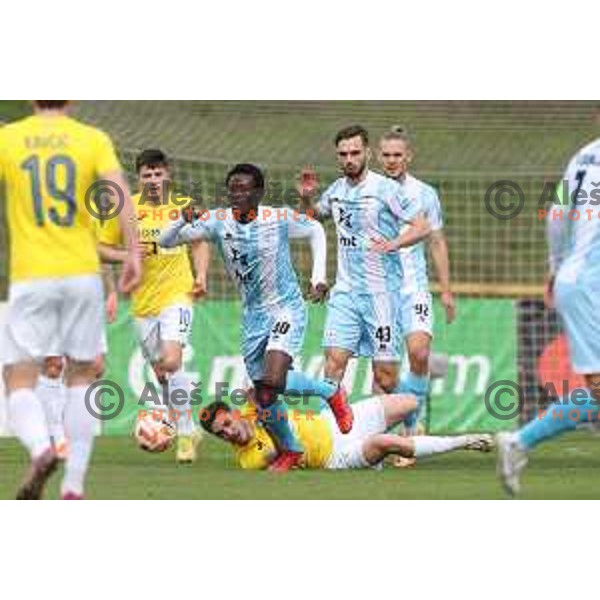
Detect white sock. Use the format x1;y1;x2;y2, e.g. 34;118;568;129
37;375;67;441
61;386;97;496
413;435;469;458
168;371;196;436
8;389;52;459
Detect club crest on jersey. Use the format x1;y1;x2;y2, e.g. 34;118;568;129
336;208;353;229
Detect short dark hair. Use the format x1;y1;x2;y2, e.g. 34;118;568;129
225;163;265;191
199;401;231;435
34;101;68;110
335;125;369;147
136;149;170;173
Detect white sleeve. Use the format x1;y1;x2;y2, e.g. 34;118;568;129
159;215;214;248
426;188;444;231
316;185;333;218
546;206;566;275
288;210;327;285
389;186;422;225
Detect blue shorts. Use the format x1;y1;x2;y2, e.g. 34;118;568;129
242;299;307;381
323;289;402;361
555;272;600;375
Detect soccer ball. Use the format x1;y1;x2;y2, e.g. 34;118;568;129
134;415;176;453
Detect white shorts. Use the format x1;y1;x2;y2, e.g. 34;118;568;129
1;275;105;365
399;291;433;338
46;329;107;359
136;304;193;364
324;396;387;469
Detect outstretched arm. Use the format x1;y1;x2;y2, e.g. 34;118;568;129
159;214;213;248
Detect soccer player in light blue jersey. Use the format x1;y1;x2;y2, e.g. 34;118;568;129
298;126;431;414
497;138;600;495
378;127;456;463
160;163;352;472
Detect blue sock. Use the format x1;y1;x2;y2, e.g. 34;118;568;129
259;402;303;453
518;391;600;450
395;372;430;430
285;371;337;400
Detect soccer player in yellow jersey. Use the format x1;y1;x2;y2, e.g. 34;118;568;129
97;149;210;463
200;393;493;470
0;101;141;499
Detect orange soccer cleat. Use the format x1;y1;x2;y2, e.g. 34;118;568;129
327;387;354;434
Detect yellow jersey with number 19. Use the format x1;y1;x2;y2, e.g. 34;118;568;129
0;115;121;283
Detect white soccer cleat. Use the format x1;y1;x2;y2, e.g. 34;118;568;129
496;432;528;497
464;433;494;452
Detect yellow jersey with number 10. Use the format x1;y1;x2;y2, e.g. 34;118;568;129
0;115;121;282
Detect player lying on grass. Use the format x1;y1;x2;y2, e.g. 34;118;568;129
160;163;354;472
199;392;493;470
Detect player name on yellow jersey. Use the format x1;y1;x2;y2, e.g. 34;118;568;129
97;193;194;317
0;115;121;282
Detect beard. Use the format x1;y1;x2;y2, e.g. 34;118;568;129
344;160;367;180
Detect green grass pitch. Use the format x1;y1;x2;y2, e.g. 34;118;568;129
1;433;599;499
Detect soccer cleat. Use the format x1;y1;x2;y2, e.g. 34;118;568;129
268;451;303;473
16;448;59;500
62;492;84;500
392;456;417;469
327;386;354;434
53;437;69;461
496;432;528;497
176;431;202;464
464;433;494;452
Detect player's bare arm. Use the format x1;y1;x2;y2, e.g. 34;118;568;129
429;229;456;323
544;272;555;309
190;240;211;300
101;170;142;293
101;264;119;324
370;213;431;253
